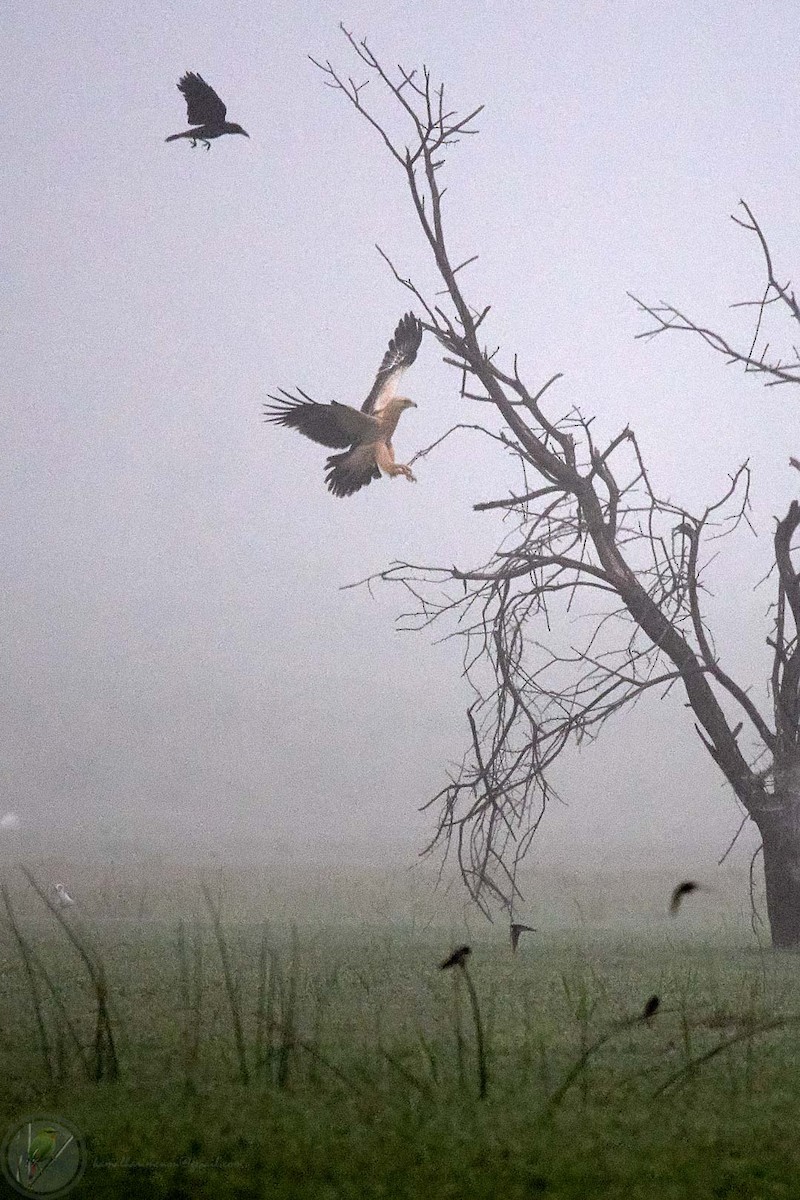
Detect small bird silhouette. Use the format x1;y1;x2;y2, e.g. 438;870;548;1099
669;881;702;916
51;883;75;909
165;72;249;150
439;945;471;970
510;923;536;953
641;994;660;1023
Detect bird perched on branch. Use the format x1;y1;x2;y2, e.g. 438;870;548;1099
669;880;702;916
264;313;423;498
640;994;660;1023
25;1127;57;1182
439;945;471;970
165;72;249;149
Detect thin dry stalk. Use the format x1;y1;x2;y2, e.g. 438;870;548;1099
176;919;204;1088
653;1016;797;1098
253;924;271;1077
2;884;53;1085
275;932;299;1090
19;866;119;1081
460;962;488;1099
380;1046;433;1097
451;971;467;1091
199;879;249;1086
29;949;90;1080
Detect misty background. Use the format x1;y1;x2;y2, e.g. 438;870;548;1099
3;1;797;882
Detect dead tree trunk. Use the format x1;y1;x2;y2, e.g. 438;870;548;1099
756;786;800;949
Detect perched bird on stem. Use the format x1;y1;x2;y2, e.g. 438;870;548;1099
51;883;75;909
439;945;471;971
510;923;536;953
640;994;661;1024
264;313;423;498
669;880;702;916
25;1127;57;1182
165;72;249;150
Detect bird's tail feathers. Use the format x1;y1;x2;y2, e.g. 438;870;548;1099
324;449;381;498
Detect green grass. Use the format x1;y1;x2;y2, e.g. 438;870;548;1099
0;868;798;1197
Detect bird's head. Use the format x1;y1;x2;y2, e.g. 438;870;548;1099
229;124;249;138
397;397;417;410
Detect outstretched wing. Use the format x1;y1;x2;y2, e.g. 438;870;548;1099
264;390;378;449
361;313;423;415
177;72;227;126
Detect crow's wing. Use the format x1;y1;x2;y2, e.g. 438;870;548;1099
178;72;227;126
361;313;423;415
264;391;378;449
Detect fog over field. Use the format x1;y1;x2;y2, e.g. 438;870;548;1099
6;10;800;1195
5;0;798;911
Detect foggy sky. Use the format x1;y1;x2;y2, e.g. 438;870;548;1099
4;0;798;873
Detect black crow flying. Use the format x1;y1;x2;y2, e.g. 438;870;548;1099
166;72;249;149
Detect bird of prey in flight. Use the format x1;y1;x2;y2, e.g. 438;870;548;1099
264;313;423;498
165;72;249;149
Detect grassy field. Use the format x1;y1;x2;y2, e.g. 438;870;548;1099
0;858;798;1198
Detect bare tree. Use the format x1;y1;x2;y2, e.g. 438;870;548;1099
309;28;799;946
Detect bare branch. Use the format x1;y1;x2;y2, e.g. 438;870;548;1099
312;30;779;918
